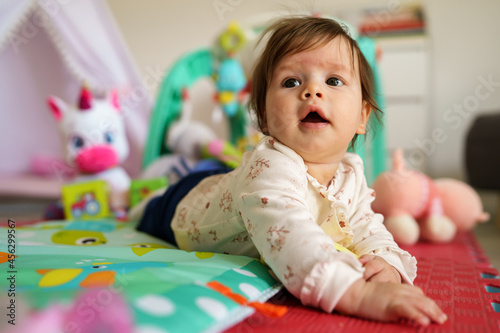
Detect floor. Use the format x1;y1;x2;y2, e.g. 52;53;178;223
1;191;499;271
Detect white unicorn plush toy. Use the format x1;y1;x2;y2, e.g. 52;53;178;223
48;86;130;215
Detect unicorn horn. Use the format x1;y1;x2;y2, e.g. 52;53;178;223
79;84;93;110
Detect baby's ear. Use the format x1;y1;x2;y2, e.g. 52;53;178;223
356;102;372;135
260;110;269;134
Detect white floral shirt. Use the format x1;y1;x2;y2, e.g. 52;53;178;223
171;136;417;312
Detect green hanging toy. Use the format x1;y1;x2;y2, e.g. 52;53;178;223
143;23;249;170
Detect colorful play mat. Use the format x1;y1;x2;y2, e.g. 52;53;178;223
0;219;282;333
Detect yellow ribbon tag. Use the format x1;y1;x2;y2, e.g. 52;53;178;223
334;242;359;259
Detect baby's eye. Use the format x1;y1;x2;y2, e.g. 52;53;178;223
326;77;343;86
283;78;300;88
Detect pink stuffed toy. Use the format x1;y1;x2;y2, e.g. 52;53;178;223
5;289;133;333
371;149;489;245
48;86;130;215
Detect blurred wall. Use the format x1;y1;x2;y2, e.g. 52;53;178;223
105;0;500;179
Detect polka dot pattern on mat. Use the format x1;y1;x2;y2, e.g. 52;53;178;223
135;294;175;316
196;297;228;320
239;282;260;299
232;268;257;277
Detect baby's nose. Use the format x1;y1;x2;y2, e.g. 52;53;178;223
303;91;323;98
301;84;323;99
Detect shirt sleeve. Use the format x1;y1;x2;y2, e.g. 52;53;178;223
235;140;365;312
345;154;417;284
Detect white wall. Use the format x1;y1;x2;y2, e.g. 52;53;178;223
423;0;500;178
105;0;500;179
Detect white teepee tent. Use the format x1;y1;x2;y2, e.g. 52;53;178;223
0;0;151;197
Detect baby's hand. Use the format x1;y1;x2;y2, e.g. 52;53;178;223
336;279;447;326
359;254;401;283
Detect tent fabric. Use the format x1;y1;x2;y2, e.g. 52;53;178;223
0;0;151;189
0;0;36;51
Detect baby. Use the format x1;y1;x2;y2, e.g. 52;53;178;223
136;16;447;326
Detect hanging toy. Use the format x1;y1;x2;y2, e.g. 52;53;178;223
213;22;249;144
215;57;247;118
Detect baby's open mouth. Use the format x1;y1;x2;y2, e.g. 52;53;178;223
301;112;328;123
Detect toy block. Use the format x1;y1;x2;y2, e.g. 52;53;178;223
61;180;111;219
129;177;168;208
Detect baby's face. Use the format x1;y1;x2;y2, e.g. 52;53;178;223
263;37;370;165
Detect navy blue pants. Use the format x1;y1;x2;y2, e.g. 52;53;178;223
136;167;232;246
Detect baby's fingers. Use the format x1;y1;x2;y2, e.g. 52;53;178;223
358;254;375;265
394;294;447;326
418;298;448;326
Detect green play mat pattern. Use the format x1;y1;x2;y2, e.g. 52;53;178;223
0;219;282;332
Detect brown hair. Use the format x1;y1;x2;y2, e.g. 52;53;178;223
248;16;382;147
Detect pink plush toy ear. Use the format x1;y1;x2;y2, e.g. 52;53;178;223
47;96;65;121
109;90;121;112
392;148;406;172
